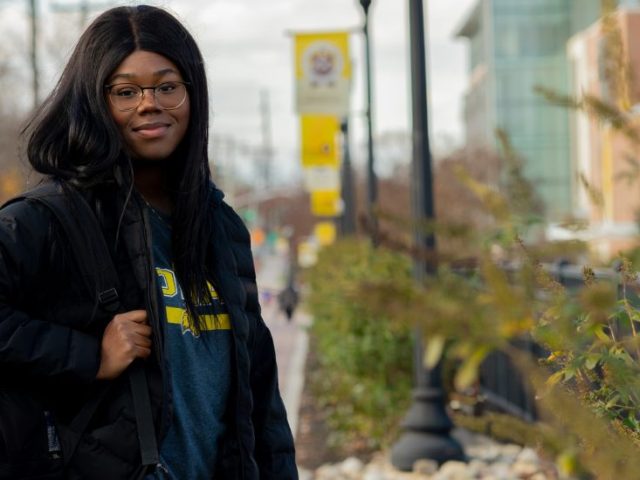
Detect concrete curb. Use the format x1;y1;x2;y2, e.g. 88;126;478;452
283;312;311;441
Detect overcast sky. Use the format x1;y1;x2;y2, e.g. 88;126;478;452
1;0;478;181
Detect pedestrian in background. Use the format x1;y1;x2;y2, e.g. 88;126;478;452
0;5;297;479
278;283;300;322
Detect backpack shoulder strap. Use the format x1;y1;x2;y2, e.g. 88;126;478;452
6;181;121;313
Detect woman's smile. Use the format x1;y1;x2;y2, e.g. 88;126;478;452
132;122;171;139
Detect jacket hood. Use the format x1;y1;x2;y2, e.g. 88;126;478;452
209;181;225;206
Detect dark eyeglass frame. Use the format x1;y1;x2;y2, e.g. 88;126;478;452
104;80;191;112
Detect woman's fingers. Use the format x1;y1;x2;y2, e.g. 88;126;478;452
133;331;153;348
96;310;153;380
135;345;152;359
122;309;148;323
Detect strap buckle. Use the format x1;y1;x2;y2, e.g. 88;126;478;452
98;288;120;308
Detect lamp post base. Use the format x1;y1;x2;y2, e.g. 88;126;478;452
390;386;466;471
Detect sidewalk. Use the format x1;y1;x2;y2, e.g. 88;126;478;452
261;296;310;438
256;252;310;438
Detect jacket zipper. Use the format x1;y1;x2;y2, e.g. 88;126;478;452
44;410;62;459
139;203;165;362
137;197;171;446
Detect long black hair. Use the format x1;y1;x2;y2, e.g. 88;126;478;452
24;5;215;330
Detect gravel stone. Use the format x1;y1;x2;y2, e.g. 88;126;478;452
362;470;388;480
413;459;439;476
340;457;365;477
511;460;539;478
467;459;488;477
436;460;471;480
498;445;522;463
516;448;539;465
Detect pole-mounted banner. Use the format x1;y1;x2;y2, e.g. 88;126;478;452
294;31;351;116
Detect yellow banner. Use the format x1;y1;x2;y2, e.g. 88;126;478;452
301;115;340;168
294;31;351;116
314;222;337;246
310;189;342;217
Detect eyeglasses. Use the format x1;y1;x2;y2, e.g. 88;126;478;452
105;81;190;112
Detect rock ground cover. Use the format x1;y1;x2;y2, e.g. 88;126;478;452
295;342;559;480
301;439;558;480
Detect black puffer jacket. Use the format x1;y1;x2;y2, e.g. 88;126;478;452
0;180;297;479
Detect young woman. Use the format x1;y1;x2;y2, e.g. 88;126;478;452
0;5;297;479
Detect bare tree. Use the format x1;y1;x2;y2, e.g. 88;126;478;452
0;38;29;202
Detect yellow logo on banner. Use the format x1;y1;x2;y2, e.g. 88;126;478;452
303;166;341;192
294;31;351;116
301;115;340;168
310;190;341;217
314;222;337;246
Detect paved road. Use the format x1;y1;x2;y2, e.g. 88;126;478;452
255;252;309;439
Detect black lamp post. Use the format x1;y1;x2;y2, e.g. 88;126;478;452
390;0;465;470
29;0;39;108
340;119;356;235
357;0;378;242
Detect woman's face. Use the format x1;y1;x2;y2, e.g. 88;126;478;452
106;50;190;162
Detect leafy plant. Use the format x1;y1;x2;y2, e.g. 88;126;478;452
304;238;414;449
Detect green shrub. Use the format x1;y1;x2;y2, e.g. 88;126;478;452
304;238;414;449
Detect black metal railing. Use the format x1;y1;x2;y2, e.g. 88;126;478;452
474;262;622;422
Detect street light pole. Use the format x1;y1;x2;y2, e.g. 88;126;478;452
28;0;39;108
340;119;356;235
357;0;378;242
390;0;465;470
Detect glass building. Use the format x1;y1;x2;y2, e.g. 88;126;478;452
456;0;602;220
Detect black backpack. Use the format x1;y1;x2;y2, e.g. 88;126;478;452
3;181;159;470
